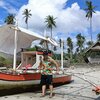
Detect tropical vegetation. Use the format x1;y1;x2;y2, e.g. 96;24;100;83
45;15;56;38
67;37;73;62
85;0;96;42
4;14;15;24
22;8;32;29
1;1;99;66
0;56;12;67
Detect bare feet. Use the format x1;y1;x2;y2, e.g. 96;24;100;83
49;93;55;98
40;94;45;97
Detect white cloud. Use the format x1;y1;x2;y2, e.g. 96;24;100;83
0;0;18;14
93;11;100;32
16;0;100;41
0;1;5;7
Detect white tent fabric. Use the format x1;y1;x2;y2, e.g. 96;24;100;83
47;37;58;46
0;24;57;55
0;24;58;70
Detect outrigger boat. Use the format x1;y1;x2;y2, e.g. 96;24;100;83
0;24;72;87
0;50;71;86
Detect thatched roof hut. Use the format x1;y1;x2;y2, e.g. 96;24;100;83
85;41;100;64
86;41;100;52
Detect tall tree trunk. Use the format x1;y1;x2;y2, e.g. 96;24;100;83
51;27;52;38
90;18;92;42
50;28;52;50
27;22;28;29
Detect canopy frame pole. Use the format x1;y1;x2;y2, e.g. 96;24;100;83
13;26;18;71
61;39;63;69
13;19;18;71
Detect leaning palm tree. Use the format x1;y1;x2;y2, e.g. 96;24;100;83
85;1;96;42
45;15;56;39
22;9;32;29
4;14;15;24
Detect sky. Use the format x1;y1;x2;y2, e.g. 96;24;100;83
0;0;100;46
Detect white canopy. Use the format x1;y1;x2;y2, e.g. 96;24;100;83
0;24;47;55
0;24;58;70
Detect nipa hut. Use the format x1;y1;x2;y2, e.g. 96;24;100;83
85;41;100;64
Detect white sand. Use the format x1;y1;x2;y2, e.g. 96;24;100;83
0;67;100;100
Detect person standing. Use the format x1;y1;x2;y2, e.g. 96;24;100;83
38;51;59;98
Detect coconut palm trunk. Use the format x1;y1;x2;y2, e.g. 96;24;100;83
51;27;52;38
90;17;92;42
26;21;28;29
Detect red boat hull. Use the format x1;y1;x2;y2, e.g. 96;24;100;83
0;72;71;84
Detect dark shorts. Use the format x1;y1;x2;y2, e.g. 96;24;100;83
40;75;53;85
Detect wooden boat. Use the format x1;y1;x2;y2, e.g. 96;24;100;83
0;25;71;87
0;51;72;86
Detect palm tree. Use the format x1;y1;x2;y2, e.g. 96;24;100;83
22;9;32;29
67;37;73;61
45;15;56;38
4;14;15;24
76;33;85;53
85;1;96;42
59;39;62;48
58;39;65;49
76;34;86;63
97;33;100;41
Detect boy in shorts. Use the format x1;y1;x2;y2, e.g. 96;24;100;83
39;51;59;98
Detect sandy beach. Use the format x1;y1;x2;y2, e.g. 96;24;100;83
0;66;100;100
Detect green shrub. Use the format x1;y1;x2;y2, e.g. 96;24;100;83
0;56;12;67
